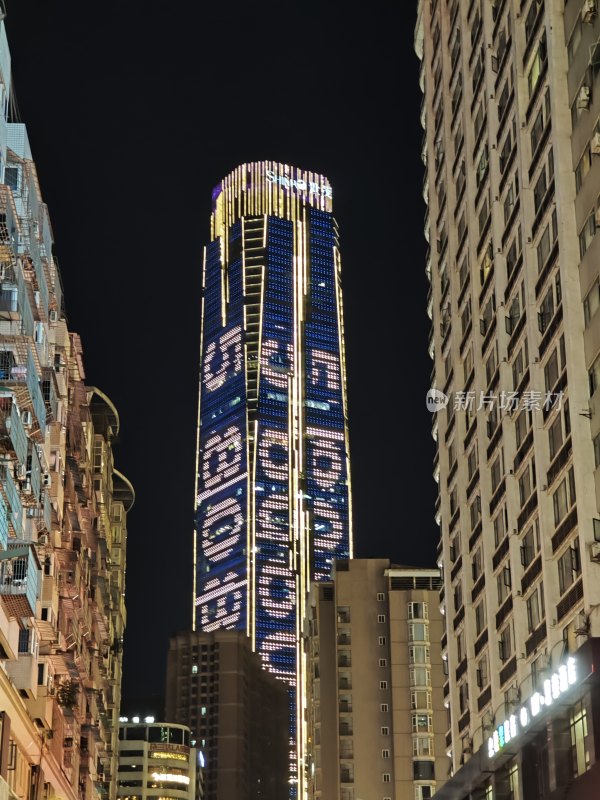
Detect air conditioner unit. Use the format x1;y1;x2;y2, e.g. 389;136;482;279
595;205;600;228
506;685;520;705
590;541;600;562
582;0;597;23
592;131;600;155
577;85;591;110
21;410;32;427
16;464;26;480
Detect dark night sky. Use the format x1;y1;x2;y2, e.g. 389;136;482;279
5;1;436;709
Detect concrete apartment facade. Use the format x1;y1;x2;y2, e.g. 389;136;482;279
416;0;600;795
0;14;133;800
165;630;289;800
305;559;446;800
117;721;200;800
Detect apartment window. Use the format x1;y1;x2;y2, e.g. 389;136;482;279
537;209;557;272
558;539;581;595
531;91;551;155
584;279;600;326
527;34;547;99
383;774;391;783
476;145;489;188
579;213;596;259
464;346;474;382
412;713;433;733
457;629;466;662
512;341;528;388
453;580;463;614
498;72;512;125
485;346;498;386
494;506;508;547
408;602;428;620
475;598;486;635
594;432;600;468
415;787;434;800
378;614;386;623
499;622;513;662
459;681;469;713
470;496;481;529
474;102;485;142
515;410;531;449
544;348;559;392
461;299;472;335
491;453;503;492
411;690;432;710
191;665;198;674
449;485;458;516
538;284;555;333
518;460;535;507
409;622;429;642
378;636;386;646
410;646;430;664
521;519;540;567
413;737;434;756
338;607;351;623
548;414;563;459
377;592;385;601
450;531;460;562
380;681;388;690
533;165;548;214
382;749;390;758
379;658;387;667
552;468;576;526
467;444;478;480
526;582;545;633
410;667;431;686
497;564;512;604
590;354;600;396
503;172;519;225
570;701;589;777
506;227;522;278
473;547;483;582
477;653;489;689
448;438;457;469
575;143;592;192
499;120;516;175
509;763;520;800
459;254;469;290
380;704;389;713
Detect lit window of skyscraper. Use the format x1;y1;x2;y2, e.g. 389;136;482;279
194;161;352;793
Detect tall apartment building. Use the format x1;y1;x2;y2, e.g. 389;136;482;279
416;0;600;796
194;161;352;791
0;15;133;800
117;720;200;800
165;630;288;800
305;560;446;800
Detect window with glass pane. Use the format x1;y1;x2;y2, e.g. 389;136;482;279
570;701;588;777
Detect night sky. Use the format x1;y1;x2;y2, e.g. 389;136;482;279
5;1;436;710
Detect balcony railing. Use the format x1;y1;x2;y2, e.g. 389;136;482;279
0;544;39;617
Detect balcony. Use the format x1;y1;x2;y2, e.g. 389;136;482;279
0;544;40;618
0;397;27;466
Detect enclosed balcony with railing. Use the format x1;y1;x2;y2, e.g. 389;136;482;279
0;543;40;617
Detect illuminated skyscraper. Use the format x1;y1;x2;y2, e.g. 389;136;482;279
194;161;352;793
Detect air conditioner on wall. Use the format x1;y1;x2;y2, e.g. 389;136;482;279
577;85;592;110
591;131;600;155
582;0;597;24
590;541;600;562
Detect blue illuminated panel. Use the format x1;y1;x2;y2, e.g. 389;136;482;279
196;164;351;796
196;226;248;632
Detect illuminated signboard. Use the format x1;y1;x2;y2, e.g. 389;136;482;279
488;657;578;757
151;773;190;785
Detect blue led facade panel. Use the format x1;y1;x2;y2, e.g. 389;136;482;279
195;162;352;794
